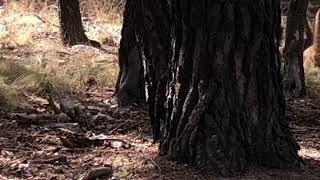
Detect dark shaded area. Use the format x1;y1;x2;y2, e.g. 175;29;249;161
137;0;302;176
282;0;308;97
140;0;171;141
113;0;145;107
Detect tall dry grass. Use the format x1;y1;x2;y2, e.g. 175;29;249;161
0;0;123;108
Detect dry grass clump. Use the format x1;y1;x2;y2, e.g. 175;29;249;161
1;0;122;47
0;0;122;108
0;49;118;108
305;67;320;97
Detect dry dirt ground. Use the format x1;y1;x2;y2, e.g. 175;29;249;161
0;2;320;180
0;89;320;180
0;48;319;179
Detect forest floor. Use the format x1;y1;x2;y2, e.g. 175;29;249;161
0;1;320;180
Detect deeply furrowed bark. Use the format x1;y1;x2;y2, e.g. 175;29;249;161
283;0;308;97
58;0;100;47
141;0;302;176
140;0;171;140
114;0;303;176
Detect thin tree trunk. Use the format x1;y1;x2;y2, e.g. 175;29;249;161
283;0;308;97
142;0;301;176
58;0;100;47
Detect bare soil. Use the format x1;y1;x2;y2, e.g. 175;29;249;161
0;86;319;179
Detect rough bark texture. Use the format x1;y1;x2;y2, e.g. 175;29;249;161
140;0;302;176
283;0;308;98
58;0;100;47
113;0;146;106
115;0;303;175
140;0;171;140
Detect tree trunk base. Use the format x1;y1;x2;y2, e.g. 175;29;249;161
142;0;302;176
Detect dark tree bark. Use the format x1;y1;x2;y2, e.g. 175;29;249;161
283;0;308;97
140;0;301;176
140;0;171;140
113;0;146;106
58;0;100;47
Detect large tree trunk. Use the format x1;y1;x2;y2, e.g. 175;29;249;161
113;0;146;106
141;0;301;176
283;0;308;97
58;0;100;47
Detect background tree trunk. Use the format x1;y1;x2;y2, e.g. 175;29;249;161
58;0;100;47
307;0;320;30
142;0;301;176
283;0;308;97
113;0;146;106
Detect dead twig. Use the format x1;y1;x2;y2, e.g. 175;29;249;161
79;166;113;180
148;158;162;179
58;131;129;148
34;14;59;28
118;121;144;134
31;156;68;165
7;113;70;125
109;121;127;134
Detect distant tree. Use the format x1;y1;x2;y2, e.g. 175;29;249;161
118;0;302;176
58;0;100;47
283;0;309;97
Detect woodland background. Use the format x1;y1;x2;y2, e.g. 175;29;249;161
0;0;319;179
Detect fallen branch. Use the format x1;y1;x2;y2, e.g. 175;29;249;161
34;14;59;28
79;166;113;180
118;121;145;134
90;113;116;124
109;121;127;134
58;131;129;148
31;156;68;165
148;158;162;177
7;113;70;125
47;123;81;133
